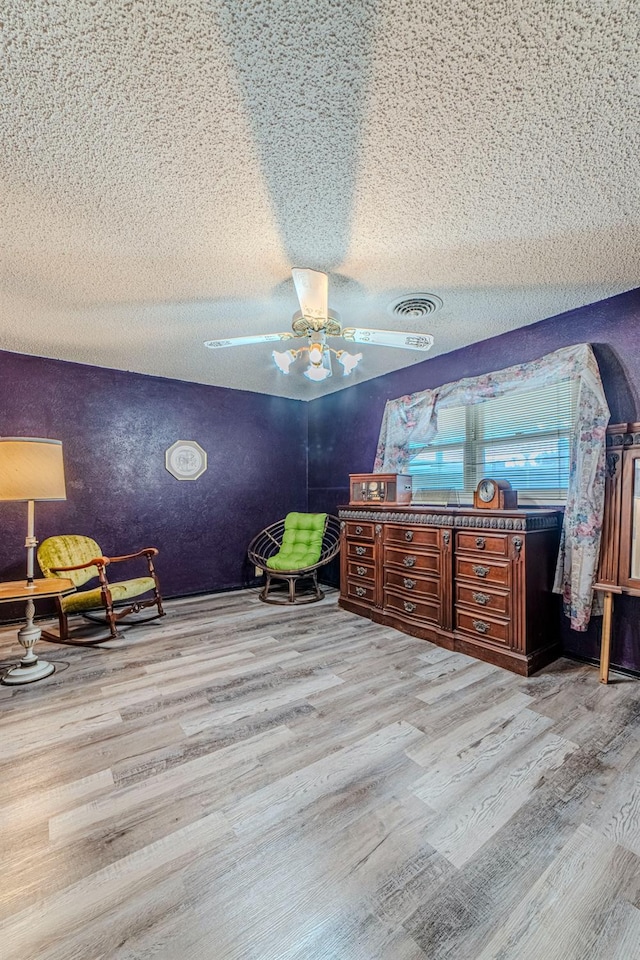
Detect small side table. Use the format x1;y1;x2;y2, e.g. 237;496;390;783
0;579;75;685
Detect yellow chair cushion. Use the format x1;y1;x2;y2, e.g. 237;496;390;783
61;577;157;614
38;535;102;587
39;536;156;613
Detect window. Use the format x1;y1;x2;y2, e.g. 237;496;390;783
409;379;577;505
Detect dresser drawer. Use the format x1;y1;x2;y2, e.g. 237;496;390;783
456;532;509;557
385;546;440;575
385;570;440;598
347;541;375;562
455;556;510;587
345;521;375;542
385;590;440;624
456;583;510;618
347;580;376;604
348;559;375;581
385;524;440;549
456;609;510;646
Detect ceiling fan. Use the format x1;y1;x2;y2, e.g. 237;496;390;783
204;268;435;382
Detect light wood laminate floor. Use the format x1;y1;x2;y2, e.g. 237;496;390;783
1;589;639;960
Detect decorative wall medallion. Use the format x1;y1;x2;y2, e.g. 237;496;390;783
165;440;207;481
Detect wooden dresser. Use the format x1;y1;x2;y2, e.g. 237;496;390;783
339;504;562;676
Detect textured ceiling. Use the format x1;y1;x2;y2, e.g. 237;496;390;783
0;0;638;400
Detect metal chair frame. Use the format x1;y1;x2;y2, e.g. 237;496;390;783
248;515;341;604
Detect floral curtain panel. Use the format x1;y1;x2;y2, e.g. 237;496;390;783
374;343;610;631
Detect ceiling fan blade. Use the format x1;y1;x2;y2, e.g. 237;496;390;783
342;328;434;351
204;332;293;349
292;268;328;322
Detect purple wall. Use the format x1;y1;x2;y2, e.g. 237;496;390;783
0;351;308;619
2;287;639;673
308;287;640;673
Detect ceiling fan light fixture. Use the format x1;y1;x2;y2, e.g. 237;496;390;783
272;349;297;374
205;268;435;388
308;341;324;367
337;350;363;376
304;344;333;382
304;364;332;382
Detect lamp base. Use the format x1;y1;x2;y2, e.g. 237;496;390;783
1;593;56;686
1;657;55;685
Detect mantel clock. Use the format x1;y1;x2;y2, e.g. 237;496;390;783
473;478;518;510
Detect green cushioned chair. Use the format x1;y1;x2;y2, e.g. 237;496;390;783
37;534;164;644
248;513;341;604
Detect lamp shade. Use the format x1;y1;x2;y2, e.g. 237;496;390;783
0;438;67;501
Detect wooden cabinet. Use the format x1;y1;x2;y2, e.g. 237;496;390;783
339;505;562;676
595;422;640;682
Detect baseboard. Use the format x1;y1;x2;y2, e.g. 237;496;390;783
563;652;640;680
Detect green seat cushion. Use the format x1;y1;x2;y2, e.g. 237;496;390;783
61;577;156;614
266;512;327;571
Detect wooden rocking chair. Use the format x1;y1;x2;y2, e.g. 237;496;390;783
37;534;164;643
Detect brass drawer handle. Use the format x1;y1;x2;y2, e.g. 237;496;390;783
403;578;416;589
473;619;489;634
356;566;367;576
355;546;366;556
355;525;363;535
403;555;417;567
475;537;486;549
472;591;491;605
355;586;367;597
404;601;417;613
405;530;414;542
473;564;490;578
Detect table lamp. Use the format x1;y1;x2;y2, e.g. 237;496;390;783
0;437;67;586
0;438;68;684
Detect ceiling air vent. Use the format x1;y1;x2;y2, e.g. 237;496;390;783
388;294;443;319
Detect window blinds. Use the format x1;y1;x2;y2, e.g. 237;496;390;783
409;379;576;504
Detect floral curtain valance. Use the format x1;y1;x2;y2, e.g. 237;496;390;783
374;343;611;631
